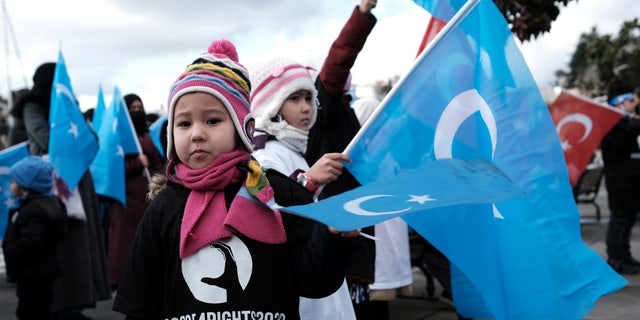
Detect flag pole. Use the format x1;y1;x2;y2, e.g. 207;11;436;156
342;0;480;157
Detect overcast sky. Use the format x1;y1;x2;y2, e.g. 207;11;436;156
1;0;638;115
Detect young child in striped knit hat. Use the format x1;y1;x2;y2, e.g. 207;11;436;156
113;39;360;320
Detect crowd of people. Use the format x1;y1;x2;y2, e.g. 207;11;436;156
2;0;639;319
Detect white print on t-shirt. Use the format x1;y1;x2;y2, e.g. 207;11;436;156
182;236;253;304
164;310;286;320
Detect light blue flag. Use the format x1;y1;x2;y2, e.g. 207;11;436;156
48;51;99;190
112;89;141;155
283;157;524;230
149;114;167;158
286;0;627;318
90;86;126;206
0;142;30;240
91;85;106;132
373;0;624;318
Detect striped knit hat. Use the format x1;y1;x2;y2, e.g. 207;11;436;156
249;57;317;134
166;39;253;159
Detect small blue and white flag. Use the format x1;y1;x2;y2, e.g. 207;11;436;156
90;86;126;205
48;51;98;190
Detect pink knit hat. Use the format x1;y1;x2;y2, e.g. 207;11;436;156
249;57;317;134
166;39;253;158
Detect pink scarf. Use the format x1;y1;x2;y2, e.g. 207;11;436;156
167;150;286;259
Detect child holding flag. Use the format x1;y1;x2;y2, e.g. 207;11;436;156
249;55;357;319
113;39;360;319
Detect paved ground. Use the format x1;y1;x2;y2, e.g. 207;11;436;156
0;181;638;319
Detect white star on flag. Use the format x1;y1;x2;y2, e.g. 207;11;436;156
116;145;124;158
67;121;79;138
408;194;436;205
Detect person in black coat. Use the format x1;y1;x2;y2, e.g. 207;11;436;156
602;82;640;275
3;156;67;319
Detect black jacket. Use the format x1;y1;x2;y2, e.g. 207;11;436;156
602;117;640;210
2;196;67;281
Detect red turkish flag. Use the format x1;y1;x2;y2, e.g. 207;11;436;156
549;90;624;186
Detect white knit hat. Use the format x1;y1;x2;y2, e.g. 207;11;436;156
249;57;318;134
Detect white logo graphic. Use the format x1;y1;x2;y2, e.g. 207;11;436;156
555;113;592;151
182;236;253;304
433;89;503;219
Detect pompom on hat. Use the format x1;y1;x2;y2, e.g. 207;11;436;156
166;39;253;158
10;155;54;194
249;57;318;133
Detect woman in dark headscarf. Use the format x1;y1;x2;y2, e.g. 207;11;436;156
107;93;163;290
10;62;56;154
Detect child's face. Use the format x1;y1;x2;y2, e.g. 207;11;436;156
173;92;238;169
279;89;314;131
619;99;638;114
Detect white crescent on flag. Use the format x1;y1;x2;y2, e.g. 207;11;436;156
344;195;413;216
556;113;593;150
433;89;503;219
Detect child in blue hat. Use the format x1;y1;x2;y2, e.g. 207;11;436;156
2;155;67;319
